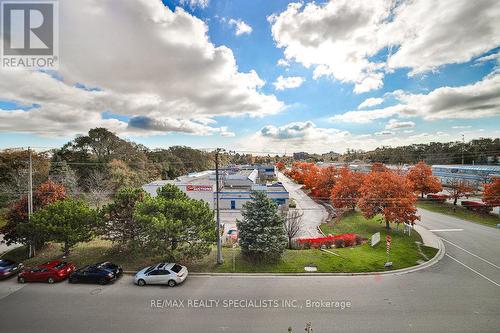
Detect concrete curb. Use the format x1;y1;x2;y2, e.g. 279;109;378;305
122;227;446;277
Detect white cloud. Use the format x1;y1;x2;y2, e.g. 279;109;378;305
0;0;283;137
452;125;472;129
358;97;384;109
475;52;500;64
331;74;500;123
385;119;415;130
270;0;500;92
242;121;352;153
228;19;253;36
374;130;394;136
239;121;500;154
179;0;209;9
277;59;290;67
273;76;305;91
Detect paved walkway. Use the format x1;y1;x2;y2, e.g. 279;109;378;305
278;172;326;238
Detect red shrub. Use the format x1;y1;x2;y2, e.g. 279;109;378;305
296;233;360;249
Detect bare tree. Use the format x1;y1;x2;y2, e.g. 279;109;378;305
84;169;111;207
282;209;303;249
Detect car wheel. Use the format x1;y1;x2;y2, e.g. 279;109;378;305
167;280;176;287
18;277;25;284
98;278;107;285
47;277;55;284
137;279;146;286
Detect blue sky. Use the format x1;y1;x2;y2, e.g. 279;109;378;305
0;0;499;153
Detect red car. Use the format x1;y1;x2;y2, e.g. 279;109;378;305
18;260;76;284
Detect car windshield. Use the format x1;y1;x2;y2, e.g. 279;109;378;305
54;262;67;270
97;262;110;268
144;266;155;274
171;264;182;273
0;259;14;266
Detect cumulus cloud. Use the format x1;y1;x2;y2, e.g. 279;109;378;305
331;74;500;123
244;121;351;153
0;0;283;137
270;0;500;92
385;119;415;130
358;97;384;109
238;121;499;154
228;19;253;36
273;76;305;91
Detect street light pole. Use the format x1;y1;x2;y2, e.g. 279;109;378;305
215;148;223;264
461;134;465;165
28;147;34;257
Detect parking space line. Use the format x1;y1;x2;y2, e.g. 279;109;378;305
446;254;500;288
441;238;500;270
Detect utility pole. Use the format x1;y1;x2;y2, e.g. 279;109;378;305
27;147;34;257
461;134;465;165
215;148;223;264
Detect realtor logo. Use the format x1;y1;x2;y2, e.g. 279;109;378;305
1;1;58;69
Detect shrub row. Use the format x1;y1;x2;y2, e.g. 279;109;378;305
293;233;362;250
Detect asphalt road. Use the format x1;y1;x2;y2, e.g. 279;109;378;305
0;209;499;332
278;172;326;238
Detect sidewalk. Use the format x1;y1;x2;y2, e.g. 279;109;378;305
414;225;440;249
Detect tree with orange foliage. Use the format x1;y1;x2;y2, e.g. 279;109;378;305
302;164;321;190
310;166;339;198
358;170;419;230
286;162;317;185
406;161;442;198
331;167;365;211
483;177;500;207
276;162;286;171
1;180;67;247
447;179;473;205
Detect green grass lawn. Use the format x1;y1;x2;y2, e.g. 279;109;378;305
190;211;437;273
2;211;437;273
417;201;500;228
1;240;171;272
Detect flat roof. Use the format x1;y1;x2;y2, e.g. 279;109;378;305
432;165;500;171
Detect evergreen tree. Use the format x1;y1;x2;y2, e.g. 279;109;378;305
237;191;287;263
20;199;98;256
134;185;215;260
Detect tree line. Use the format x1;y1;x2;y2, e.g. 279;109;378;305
1;181;215;260
285;161;499;228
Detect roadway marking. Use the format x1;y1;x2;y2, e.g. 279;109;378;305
429;229;463;232
446;254;500;288
441;238;500;270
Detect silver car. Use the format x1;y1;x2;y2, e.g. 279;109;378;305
134;263;188;287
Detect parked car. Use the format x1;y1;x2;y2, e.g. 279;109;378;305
69;264;119;285
18;260;76;284
0;259;24;280
134;263;188;287
95;261;123;278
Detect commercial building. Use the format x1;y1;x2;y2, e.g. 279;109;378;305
431;165;500;188
143;167;288;215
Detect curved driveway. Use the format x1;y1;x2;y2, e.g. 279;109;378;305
0;209;499;332
278;172;326;238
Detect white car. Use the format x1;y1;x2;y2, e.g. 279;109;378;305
134;263;188;287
